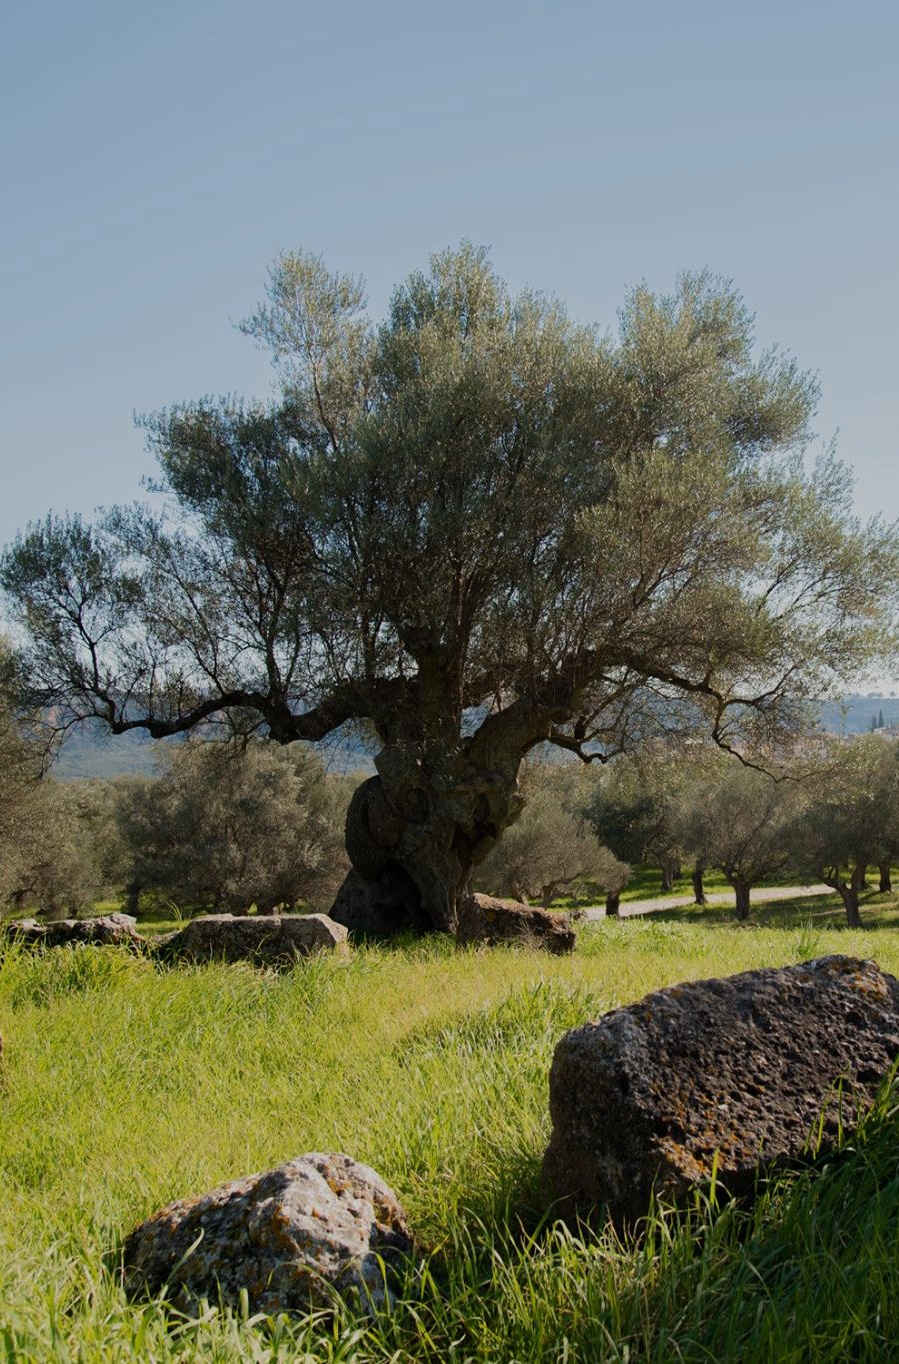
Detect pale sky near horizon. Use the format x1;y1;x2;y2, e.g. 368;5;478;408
1;0;897;559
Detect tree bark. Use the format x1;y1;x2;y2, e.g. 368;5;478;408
837;884;862;928
733;878;751;921
879;861;892;893
692;861;706;906
825;864;865;928
845;862;866;926
329;742;527;935
606;890;621;917
660;858;676;893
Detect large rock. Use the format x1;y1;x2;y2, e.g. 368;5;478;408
156;912;348;966
456;893;576;954
543;955;899;1227
122;1153;414;1315
2;912;145;949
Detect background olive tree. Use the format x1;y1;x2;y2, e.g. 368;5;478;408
115;740;353;915
673;759;804;920
475;760;629;907
4;246;898;935
587;746;702;907
786;736;899;926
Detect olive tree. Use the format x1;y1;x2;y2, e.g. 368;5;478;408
1;779;113;917
0;648;41;875
786;737;899;926
114;740;352;914
3;246;897;934
587;748;688;896
476;761;629;907
0;641;57;912
673;760;804;920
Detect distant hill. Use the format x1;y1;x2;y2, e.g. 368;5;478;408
52;720;375;781
816;694;899;735
50;695;899;781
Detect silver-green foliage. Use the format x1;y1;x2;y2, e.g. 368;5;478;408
4;247;898;929
673;758;804;916
115;739;354;913
787;735;899;924
476;760;629;905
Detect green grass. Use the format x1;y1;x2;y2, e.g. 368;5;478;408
3;909;899;1360
553;861;812;909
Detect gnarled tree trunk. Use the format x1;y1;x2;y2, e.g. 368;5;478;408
823;863;865;928
605;890;621;917
328;741;526;935
835;883;863;928
660;858;679;893
879;861;892;894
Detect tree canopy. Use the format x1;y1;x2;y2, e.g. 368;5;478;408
787;736;899;926
115;740;351;915
3;245;897;932
673;758;802;920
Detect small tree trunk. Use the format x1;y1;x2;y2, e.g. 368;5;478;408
837;883;862;928
660;858;675;893
734;878;751;921
879;861;892;893
124;882;141;916
606;890;621;917
692;861;706;906
841;862;867;927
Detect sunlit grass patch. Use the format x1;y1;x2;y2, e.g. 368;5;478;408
3;913;899;1359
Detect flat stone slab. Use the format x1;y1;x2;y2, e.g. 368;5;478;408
122;1152;414;1315
155;913;348;967
542;955;899;1226
2;912;145;948
456;894;576;954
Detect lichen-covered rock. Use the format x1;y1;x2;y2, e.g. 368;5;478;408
543;955;899;1226
155;912;348;966
122;1153;414;1315
456;893;576;954
2;913;145;949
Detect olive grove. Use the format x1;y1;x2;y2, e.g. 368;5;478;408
785;737;899;926
3;246;898;934
475;760;628;908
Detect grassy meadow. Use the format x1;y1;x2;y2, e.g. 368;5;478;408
3;902;899;1361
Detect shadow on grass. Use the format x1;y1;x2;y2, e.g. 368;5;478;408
649;889;899;932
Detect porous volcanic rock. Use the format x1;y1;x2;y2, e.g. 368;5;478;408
155;912;347;966
542;955;899;1226
2;912;145;949
122;1152;414;1315
456;893;576;954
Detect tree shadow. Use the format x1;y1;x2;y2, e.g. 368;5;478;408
647;889;899;933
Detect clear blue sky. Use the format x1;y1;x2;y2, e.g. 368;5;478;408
1;0;896;555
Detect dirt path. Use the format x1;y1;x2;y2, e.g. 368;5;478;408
581;883;832;921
